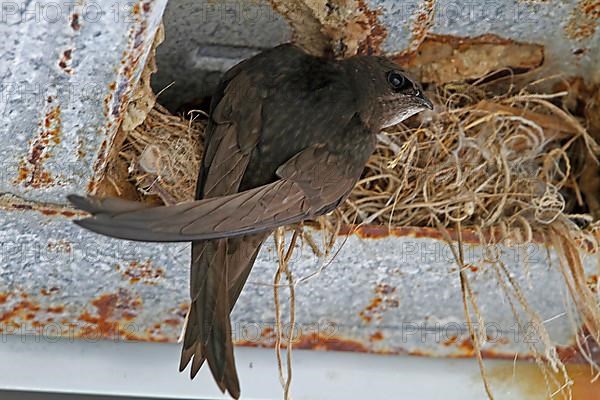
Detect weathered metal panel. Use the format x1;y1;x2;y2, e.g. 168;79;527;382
0;207;596;362
0;0;168;203
371;0;600;82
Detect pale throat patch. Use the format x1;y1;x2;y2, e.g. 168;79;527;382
381;106;425;128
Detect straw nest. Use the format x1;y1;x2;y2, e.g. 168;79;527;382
104;68;600;398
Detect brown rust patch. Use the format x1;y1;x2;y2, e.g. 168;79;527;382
354;0;387;56
587;274;598;293
164;318;180;327
405;0;436;54
47;239;72;253
369;331;384;341
70;13;80;30
0;298;42;325
237;329;373;353
77;291;144;340
443;335;459;346
565;0;600;40
556;329;600;364
16;104;62;188
336;224;546;245
40;287;60;296
359;283;399;324
118;259;165;285
46;305;65;313
394;34;544;84
0;194;85;219
295;333;371;352
58;49;74;74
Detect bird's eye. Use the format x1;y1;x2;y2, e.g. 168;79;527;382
387;71;410;91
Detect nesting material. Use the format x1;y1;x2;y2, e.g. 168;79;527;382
344;74;599;232
117;103;205;205
105;70;600;397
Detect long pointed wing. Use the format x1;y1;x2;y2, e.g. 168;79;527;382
68;144;358;242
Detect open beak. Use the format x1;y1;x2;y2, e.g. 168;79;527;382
416;90;434;110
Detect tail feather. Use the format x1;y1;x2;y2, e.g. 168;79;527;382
179;234;266;399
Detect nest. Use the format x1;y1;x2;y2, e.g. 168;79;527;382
115;103;205;205
104;69;600;397
347;74;600;232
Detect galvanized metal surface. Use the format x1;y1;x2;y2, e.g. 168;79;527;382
0;0;168;203
0;207;597;362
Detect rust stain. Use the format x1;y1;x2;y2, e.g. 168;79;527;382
405;0;436;55
236;329;373;353
77;291;144;340
443;335;458;346
586;274;598;292
268;0;386;57
488;363;600;400
294;333;371;352
16;103;62;188
0;195;84;219
359;283;399;324
58;49;74;74
556;329;600;364
0;298;42;325
39;287;59;296
118;259;165;285
70;13;80;30
565;0;600;40
47;305;65;313
46;239;72;253
164;318;180;327
355;0;387;56
369;331;384;341
394;33;544;84
466;264;479;273
335;224;547;246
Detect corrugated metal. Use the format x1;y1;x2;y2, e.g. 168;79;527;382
0;0;168;203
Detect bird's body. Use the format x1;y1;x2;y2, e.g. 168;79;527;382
69;43;432;398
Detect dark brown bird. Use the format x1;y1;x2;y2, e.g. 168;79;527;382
68;43;432;398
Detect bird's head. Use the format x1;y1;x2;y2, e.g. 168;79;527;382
343;56;433;129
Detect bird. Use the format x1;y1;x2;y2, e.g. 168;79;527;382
68;43;433;398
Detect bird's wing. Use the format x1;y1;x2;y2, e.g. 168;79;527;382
68;143;359;242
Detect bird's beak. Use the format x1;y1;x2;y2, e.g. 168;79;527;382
416;90;434;110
